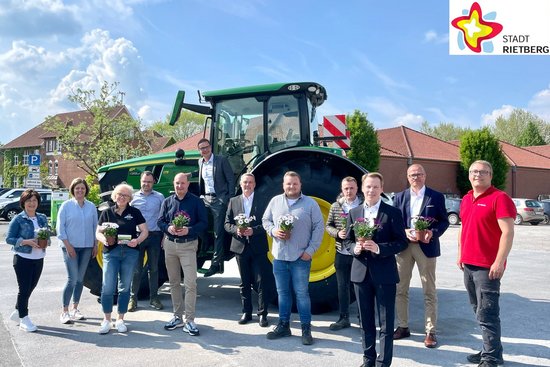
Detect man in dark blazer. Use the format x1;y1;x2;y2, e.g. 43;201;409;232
224;173;273;327
344;172;408;367
196;138;235;277
392;164;449;348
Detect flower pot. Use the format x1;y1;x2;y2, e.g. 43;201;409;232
282;230;291;240
105;235;116;246
415;230;427;242
37;238;48;249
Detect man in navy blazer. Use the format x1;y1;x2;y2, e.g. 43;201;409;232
392;164;449;348
196;138;235;277
344;172;408;367
224;173;273;327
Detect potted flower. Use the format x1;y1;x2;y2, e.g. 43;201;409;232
411;216;436;242
234;214;256;239
276;214;298;239
35;226;54;249
172;210;191;229
352;217;382;242
101;222;119;246
339;212;349;230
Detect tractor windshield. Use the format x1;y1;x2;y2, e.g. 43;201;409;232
213;94;302;174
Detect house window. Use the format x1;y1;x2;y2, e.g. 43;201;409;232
45;139;58;154
13;155;19;166
48;161;53;175
54;160;59;176
23;150;31;165
12;176;18;188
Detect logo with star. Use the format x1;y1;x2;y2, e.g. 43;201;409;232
451;2;503;53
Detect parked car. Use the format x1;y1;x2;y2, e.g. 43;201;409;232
0;189;52;221
512;198;545;225
445;197;462;225
538;200;550;225
0;187;12;196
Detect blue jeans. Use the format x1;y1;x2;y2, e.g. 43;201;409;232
62;247;93;307
101;246;139;314
464;264;503;364
272;258;312;324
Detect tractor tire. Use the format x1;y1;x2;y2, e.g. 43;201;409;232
251;148;366;314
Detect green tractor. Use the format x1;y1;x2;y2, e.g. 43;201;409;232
84;82;366;313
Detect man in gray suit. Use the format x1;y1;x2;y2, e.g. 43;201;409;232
224;173;273;327
197;138;235;277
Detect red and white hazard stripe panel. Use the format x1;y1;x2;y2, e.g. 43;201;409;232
323;114;350;149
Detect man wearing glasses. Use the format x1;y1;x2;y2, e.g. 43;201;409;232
458;160;515;367
392;164;449;348
196;138;234;277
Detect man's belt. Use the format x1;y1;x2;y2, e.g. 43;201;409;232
166;236;197;244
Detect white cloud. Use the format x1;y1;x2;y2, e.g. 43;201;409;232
527;85;550;122
481;105;515;126
0;0;81;38
393;113;424;128
423;30;449;44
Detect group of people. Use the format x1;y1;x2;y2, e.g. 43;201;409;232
5;146;515;367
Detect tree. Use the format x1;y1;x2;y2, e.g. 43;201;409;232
347;110;380;172
516;121;546;147
458;127;508;194
421;121;470;141
148;110;204;141
44;81;152;180
491;108;550;145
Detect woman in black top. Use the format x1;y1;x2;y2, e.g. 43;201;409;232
96;183;148;334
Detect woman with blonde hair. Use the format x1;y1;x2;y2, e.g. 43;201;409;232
96;183;148;334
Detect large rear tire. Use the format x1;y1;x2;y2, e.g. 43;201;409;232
252;148;366;314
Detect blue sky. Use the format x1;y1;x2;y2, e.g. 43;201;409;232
1;0;549;144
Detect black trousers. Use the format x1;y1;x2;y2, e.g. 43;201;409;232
235;245;272;316
13;255;44;318
335;252;353;315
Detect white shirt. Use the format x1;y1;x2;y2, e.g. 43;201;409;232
342;196;361;214
201;154;215;194
242;192;254;217
409;185;426;228
363;199;381;222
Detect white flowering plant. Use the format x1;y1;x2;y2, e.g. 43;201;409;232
234;214;255;229
101;222;119;237
35;226;55;240
277;214;299;232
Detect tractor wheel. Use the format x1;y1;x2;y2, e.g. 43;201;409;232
252;148;366;314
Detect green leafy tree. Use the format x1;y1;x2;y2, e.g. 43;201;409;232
149;110;204;141
491;108;550;145
516;121;546;147
421;121;470;141
458;127;508;194
85;175;101;205
44;81;152;180
347;110;380;172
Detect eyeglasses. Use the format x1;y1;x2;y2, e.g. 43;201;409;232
116;193;131;199
469;169;490;176
408;173;425;178
198;145;211;151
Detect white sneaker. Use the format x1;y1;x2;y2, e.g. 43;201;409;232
60;312;72;324
115;319;127;333
70;309;85;320
10;310;19;323
99;320;111;334
19;316;37;332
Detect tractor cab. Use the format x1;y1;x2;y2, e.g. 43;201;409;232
170;82;327;176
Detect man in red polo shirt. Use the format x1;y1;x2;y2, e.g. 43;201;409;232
458;160;516;367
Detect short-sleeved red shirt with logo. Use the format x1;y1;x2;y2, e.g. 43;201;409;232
460;186;516;268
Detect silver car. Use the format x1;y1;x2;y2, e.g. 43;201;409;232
512;198;545;225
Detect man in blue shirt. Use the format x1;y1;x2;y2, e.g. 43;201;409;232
129;171;165;312
262;171;324;345
158;173;208;336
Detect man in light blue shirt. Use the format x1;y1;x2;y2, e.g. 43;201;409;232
129;171;165;311
262;171;324;345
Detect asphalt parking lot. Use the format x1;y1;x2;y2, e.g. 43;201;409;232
1;222;549;367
